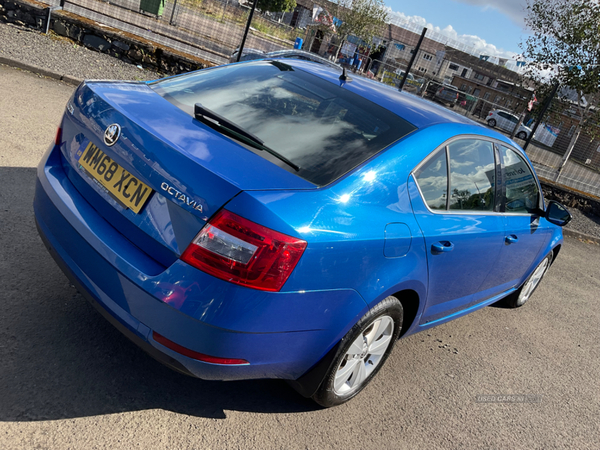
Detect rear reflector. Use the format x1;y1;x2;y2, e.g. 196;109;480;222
55;127;62;146
181;210;306;292
153;332;249;365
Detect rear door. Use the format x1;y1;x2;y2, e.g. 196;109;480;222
411;138;505;325
496;112;511;132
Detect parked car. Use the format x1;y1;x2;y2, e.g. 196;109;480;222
392;70;422;93
432;85;460;107
229;48;340;70
394;69;415;81
419;80;439;97
487;110;533;139
34;60;571;408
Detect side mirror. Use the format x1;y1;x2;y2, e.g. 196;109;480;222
546;201;572;227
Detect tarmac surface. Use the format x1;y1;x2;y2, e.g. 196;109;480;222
1;63;600;450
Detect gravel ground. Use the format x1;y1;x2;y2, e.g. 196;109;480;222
564;207;600;239
0;22;162;81
1;21;599;241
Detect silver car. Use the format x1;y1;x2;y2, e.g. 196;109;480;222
487;110;533;139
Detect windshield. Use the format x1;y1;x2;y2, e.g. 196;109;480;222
150;61;416;186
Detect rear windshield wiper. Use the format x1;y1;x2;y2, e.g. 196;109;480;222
194;103;300;172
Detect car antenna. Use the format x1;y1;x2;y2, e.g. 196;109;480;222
339;67;352;86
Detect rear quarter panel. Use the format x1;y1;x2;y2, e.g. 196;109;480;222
229;125;488;324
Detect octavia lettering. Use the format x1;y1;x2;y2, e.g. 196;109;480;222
78;142;153;214
160;182;203;212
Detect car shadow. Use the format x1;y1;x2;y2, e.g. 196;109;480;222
488;299;514;309
0;167;317;422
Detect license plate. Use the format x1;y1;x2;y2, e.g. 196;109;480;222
78;142;153;214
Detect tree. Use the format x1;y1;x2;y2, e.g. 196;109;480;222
257;0;295;13
521;0;600;181
330;0;388;58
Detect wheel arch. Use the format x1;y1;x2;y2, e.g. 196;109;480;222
389;289;420;337
365;279;426;337
552;244;562;262
289;287;422;398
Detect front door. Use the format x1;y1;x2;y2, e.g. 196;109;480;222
496;145;552;287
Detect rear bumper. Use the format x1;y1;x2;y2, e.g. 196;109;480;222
34;143;368;381
36;223;196;378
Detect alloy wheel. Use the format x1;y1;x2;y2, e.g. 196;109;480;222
333;315;394;395
518;257;550;304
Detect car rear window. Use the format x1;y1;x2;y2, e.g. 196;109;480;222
150;61;416;186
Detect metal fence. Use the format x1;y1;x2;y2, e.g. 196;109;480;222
526;144;600;197
375;73;600;197
42;0;301;64
33;0;600;198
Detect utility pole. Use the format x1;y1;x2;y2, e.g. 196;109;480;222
170;0;179;25
510;104;529;140
399;27;427;92
237;0;259;63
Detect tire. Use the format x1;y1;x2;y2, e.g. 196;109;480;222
312;296;403;408
488;119;497;127
516;131;527;139
506;253;553;308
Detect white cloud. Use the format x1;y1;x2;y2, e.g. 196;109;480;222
386;9;519;62
453;0;528;28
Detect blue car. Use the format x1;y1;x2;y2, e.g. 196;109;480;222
34;60;571;407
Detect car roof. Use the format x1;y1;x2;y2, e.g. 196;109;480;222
278;59;477;129
495;110;516;116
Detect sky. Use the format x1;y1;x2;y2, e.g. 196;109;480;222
385;0;529;60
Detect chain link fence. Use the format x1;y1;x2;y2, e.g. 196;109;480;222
42;0;302;64
386;75;600;198
31;0;600;198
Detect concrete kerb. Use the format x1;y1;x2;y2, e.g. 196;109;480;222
562;229;600;245
0;55;83;85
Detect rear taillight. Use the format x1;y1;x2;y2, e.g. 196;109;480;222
55;127;62;146
181;210;307;292
488;112;493;116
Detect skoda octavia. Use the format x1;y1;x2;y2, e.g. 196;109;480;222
34;60;571;407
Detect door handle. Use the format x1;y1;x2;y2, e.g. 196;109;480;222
432;241;454;253
505;234;519;244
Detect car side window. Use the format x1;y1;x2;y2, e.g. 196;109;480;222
500;146;540;213
415;150;448;210
448;140;495;211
